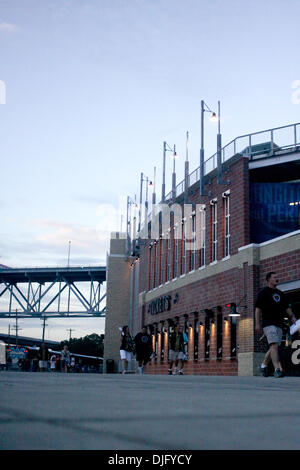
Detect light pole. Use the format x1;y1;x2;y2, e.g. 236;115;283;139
200;100;218;196
126;195;139;255
13;309;22;348
66;328;75;341
184;131;189;203
162;142;178;202
67;241;71;267
137;174;153;236
152;166;156;205
41;315;48;342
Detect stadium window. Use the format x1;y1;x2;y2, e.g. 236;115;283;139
210;199;218;262
223;191;230;258
173;225;178;279
191;213;196;271
198;204;206;268
160;237;165;284
181;220;186;275
166;230;171;282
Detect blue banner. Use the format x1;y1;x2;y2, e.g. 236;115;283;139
250;183;300;243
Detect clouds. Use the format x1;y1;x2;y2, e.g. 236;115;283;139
0;22;18;33
0;215;110;267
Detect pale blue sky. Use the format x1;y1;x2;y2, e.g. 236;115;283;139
0;0;300;340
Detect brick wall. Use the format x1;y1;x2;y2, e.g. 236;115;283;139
132;153;300;375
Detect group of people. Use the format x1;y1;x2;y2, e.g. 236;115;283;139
120;326;152;374
119;324;188;375
120;271;298;378
29;343;80;373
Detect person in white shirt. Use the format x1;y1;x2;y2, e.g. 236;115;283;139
50;354;56;372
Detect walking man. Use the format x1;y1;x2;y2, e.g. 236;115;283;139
168;323;185;375
134;326;153;375
120;326;135;374
38;343;49;372
255;271;296;378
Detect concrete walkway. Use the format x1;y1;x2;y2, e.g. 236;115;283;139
0;371;299;450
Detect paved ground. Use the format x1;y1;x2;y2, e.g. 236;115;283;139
0;371;300;450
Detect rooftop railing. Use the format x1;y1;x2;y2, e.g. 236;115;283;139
164;122;300;201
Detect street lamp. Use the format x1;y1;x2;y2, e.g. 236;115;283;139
200;100;227;195
138;173;153;235
162;142;177;202
126;195;138;252
200;100;218;196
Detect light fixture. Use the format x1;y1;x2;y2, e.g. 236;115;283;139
210;112;218;122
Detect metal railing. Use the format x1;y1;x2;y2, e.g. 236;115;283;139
164;122;300;201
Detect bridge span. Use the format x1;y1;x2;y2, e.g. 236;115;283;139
0;266;106;318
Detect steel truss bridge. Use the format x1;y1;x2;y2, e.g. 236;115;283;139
0;266;106;318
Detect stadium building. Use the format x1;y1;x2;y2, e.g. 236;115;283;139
104;122;300;375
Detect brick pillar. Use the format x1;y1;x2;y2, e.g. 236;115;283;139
103;233;131;373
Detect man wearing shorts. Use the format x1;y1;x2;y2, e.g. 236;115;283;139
120;326;135;374
168;323;185;375
38;343;49;372
255;271;296;378
134;326;153;375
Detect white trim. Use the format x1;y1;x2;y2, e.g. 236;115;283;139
238;243;259;252
249;151;300;169
209;261;218;266
222;255;231;261
278;279;300;292
198;265;206;271
259;229;300;247
238;229;300;251
180;274;186;278
189;269;195;274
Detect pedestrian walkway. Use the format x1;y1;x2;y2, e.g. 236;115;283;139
0;372;300;450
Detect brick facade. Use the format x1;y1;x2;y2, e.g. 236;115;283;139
126;152;300;376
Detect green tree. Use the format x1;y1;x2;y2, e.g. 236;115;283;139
60;333;104;357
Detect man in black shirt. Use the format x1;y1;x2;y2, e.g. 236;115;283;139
255;271;296;378
134;327;153;375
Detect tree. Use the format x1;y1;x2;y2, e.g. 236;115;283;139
60;333;104;357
